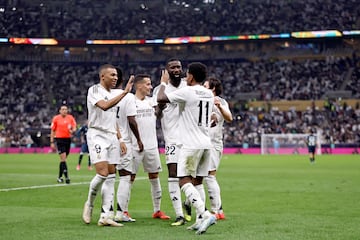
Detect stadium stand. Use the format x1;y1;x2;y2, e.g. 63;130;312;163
0;0;359;148
0;59;359;148
0;0;359;39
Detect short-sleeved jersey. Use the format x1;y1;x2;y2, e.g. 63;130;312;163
166;84;214;149
132;96;158;150
152;80;187;144
51;114;76;138
87;83;117;134
113;88;137;144
307;134;317;147
210;96;230;150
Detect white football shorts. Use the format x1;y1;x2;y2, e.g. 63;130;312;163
116;141;135;173
177;148;211;178
87;128;121;165
132;147;162;174
164;143;181;164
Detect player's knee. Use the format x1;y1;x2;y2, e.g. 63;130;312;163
148;172;159;179
168;171;177;178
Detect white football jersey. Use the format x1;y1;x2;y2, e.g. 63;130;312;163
210;96;230;150
132;96;158;150
166;84;214;149
87;84;117;134
113;88;137;144
153;80;187;144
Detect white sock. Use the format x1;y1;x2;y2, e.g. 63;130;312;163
101;173;116;216
128;181;134;212
168;177;183;217
181;182;205;219
87;174;106;207
116;175;132;213
205;175;221;213
185;197;191;206
195;184;205;203
150;178;162;212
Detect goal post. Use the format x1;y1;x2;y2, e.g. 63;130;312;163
260;133;321;155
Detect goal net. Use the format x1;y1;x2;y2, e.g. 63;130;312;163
260;133;321;155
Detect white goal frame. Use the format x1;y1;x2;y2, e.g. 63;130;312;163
260;133;321;155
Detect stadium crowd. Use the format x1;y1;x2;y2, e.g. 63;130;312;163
225;100;360;146
0;0;359;148
0;59;359;148
0;0;359;39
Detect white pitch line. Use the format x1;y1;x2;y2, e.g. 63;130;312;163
0;182;89;192
0;177;147;192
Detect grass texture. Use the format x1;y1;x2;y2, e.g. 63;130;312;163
0;153;359;240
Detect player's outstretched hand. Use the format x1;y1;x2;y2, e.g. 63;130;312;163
124;75;135;93
160;70;169;85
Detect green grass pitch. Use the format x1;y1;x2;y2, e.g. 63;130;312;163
0;153;359;240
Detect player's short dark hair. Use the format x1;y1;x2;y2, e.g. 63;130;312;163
206;77;223;96
134;74;151;85
166;57;181;65
188;62;207;83
98;64;116;76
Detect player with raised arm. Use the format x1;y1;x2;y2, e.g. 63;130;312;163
157;62;217;235
82;64;134;227
113;68;143;223
153;58;187;226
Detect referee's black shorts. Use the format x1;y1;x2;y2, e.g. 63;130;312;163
55;138;72;156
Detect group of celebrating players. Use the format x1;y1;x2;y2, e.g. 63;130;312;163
78;58;232;235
